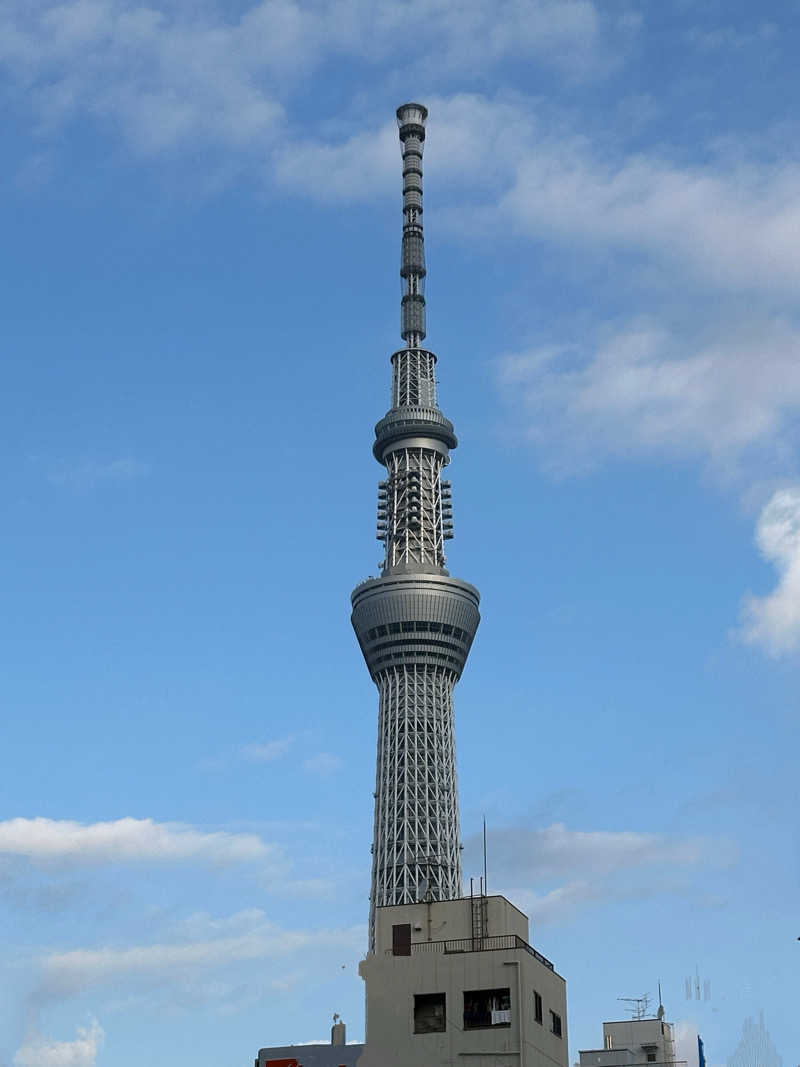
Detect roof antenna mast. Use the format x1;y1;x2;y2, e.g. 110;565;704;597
483;816;488;896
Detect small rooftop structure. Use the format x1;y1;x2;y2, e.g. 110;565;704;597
256;1018;364;1067
579;997;681;1067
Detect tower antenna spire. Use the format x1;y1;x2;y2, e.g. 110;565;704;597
397;102;428;350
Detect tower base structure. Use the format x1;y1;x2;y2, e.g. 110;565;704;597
358;895;568;1067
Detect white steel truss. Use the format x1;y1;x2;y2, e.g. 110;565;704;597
379;447;448;572
369;663;462;950
392;348;437;408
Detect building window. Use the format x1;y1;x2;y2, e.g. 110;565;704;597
463;988;511;1030
533;991;543;1024
414;993;446;1034
550;1010;562;1038
392;923;411;956
647;1055;657;1062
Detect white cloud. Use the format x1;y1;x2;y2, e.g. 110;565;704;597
0;1;612;161
501;879;693;924
47;456;149;490
14;1019;104;1067
467;823;735;923
0;0;288;154
504;880;608;924
303;752;344;775
242;737;294;762
0;816;275;866
40;911;364;996
498;134;800;298
740;488;800;655
472;822;716;883
686;23;777;52
497;319;800;480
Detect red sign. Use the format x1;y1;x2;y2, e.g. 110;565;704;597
265;1060;299;1067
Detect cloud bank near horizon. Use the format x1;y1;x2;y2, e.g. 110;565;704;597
0;816;275;866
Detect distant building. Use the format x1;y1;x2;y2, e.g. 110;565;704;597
726;1011;782;1067
256;1019;364;1067
578;997;682;1067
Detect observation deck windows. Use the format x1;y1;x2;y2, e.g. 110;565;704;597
365;622;467;642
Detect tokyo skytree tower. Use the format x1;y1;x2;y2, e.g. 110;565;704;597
351;104;481;950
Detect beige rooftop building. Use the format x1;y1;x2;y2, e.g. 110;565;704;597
358;893;567;1067
578;1000;682;1067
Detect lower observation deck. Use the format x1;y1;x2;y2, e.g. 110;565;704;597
351;572;480;680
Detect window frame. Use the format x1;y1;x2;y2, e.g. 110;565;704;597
413;992;447;1035
533;990;543;1024
462;987;512;1031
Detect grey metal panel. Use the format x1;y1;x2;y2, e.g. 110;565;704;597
351;575;480;679
373;407;457;461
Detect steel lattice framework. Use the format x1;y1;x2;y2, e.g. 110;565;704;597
351;104;480;951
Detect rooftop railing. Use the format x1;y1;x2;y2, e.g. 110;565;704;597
407;934;554;970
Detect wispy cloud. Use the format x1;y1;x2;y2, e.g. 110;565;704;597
468;821;729;882
302;752;343;775
14;1019;104;1067
0;0;616;166
739;488;800;655
686;22;777;53
38;910;364;997
241;737;294;762
497;318;800;483
503;880;651;925
464;822;735;923
498;132;800;299
0;816;276;866
46;456;149;491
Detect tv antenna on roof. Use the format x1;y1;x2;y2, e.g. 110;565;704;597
618;994;652;1020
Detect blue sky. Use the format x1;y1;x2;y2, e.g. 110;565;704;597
1;1;798;1065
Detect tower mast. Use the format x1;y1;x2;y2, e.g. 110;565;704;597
352;104;480;950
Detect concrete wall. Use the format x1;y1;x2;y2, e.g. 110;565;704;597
602;1020;675;1061
580;1049;639;1066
